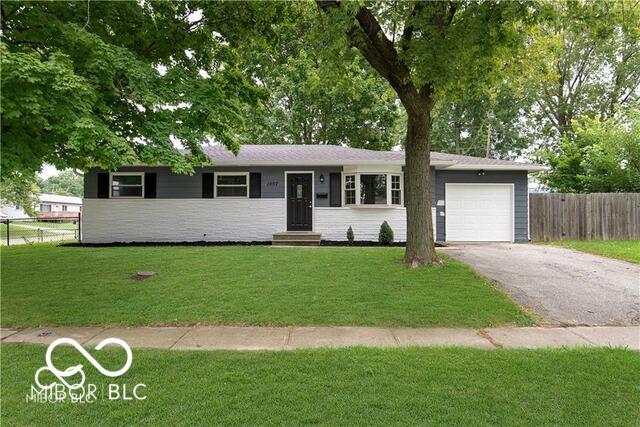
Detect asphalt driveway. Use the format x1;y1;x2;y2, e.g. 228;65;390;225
441;244;640;326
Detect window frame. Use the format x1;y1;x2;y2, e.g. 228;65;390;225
214;172;250;198
343;174;357;205
62;205;68;211
109;172;145;199
39;204;52;212
390;174;403;205
342;172;403;207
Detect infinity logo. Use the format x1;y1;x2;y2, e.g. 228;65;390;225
34;338;133;390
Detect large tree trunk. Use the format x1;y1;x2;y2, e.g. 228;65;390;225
313;1;441;267
404;109;438;267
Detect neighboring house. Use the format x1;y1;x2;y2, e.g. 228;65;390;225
0;204;29;219
37;194;82;219
0;193;82;219
81;145;546;244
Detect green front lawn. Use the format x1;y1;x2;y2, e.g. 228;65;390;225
1;245;530;328
2;345;638;425
546;240;640;264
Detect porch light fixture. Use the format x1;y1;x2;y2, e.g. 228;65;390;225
477;169;486;176
319;174;325;183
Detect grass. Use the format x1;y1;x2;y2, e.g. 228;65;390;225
28;220;78;230
0;245;531;328
0;222;78;241
545;240;640;264
2;345;638;425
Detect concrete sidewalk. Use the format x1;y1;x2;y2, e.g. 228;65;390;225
2;325;638;351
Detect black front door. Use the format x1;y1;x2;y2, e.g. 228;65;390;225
287;173;312;231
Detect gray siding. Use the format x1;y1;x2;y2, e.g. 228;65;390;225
434;170;529;242
84;166;342;207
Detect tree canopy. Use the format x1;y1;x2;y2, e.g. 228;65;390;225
523;0;640;143
1;1;272;183
237;4;402;149
414;0;640;163
39;170;84;197
540;107;640;193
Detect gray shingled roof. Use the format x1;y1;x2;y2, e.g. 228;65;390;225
196;144;547;170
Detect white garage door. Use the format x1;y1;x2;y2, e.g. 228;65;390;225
445;184;513;242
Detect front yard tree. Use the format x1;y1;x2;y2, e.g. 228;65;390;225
316;1;534;266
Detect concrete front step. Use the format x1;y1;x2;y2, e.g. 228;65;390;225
273;232;322;241
272;240;320;247
273;232;322;246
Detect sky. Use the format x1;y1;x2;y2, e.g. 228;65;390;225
39;164;62;179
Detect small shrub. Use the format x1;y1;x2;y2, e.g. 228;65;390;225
346;226;354;245
378;221;394;245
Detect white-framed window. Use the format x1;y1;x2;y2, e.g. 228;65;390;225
110;172;144;198
344;175;356;205
215;172;249;198
39;204;52;212
343;173;403;206
62;205;68;211
391;174;402;205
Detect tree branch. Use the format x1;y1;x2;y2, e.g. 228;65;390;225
399;2;425;52
316;0;428;114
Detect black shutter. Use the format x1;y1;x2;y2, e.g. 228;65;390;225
329;173;341;207
97;173;109;198
202;173;214;198
144;173;157;198
249;173;261;198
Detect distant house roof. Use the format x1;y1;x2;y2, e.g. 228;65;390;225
39;194;82;205
195;144;547;171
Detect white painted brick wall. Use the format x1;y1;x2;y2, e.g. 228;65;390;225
315;207;408;241
82;199;286;243
82;200;436;243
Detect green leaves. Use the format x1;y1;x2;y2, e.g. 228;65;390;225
540;108;640;192
1;43;95;175
1;1;265;184
39;170;83;198
236;4;402;149
521;0;640;144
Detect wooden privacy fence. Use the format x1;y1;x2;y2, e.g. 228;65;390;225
529;193;640;241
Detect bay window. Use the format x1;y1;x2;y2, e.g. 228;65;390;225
343;173;403;206
215;173;248;197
